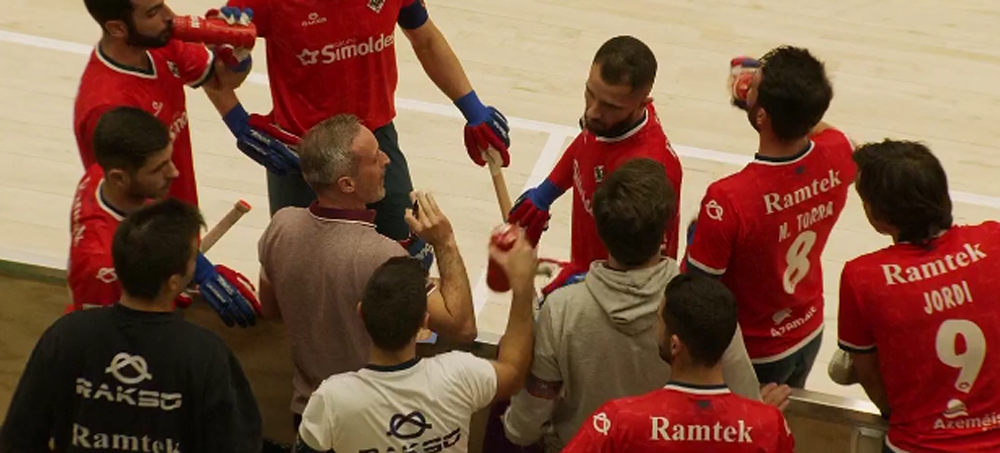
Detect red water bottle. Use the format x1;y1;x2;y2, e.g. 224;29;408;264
487;224;519;293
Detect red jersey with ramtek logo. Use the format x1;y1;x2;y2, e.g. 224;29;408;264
563;383;795;453
74;41;213;207
68;165;127;309
547;104;683;274
839;222;1000;453
225;0;427;135
685;128;855;362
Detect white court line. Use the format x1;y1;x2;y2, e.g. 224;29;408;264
3;29;998;208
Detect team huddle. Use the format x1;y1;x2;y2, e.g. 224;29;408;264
1;0;999;453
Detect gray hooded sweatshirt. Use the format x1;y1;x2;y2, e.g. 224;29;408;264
502;259;760;451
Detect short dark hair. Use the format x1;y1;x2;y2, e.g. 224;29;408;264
593;36;657;91
112;199;204;300
854;139;953;243
594;158;675;266
662;274;738;367
361;257;428;351
84;0;134;28
757;46;833;140
94;106;171;174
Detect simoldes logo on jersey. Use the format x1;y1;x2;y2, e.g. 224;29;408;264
650;417;754;443
763;169;842;215
72;423;180;453
297;34;395;67
882;243;988;286
75;352;182;412
168;112;188;141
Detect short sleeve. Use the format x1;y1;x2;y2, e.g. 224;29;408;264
529;298;563;384
547;135;583;191
442;352;498;411
76;104;116;168
837;262;876;353
226;0;271;37
397;0;429;30
776;411;796;453
561;401;623;453
167;41;215;88
686;185;739;276
68;225;122;307
298;387;337;451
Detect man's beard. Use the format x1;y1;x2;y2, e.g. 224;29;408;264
583;115;639;138
126;20;172;49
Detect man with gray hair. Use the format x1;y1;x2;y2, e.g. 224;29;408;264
256;114;477;429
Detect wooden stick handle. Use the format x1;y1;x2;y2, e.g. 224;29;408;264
201;200;252;253
484;148;513;222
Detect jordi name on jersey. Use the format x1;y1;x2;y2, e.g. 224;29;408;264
297;34;395;66
882;243;988;286
650;417;754;443
72;423;180;453
763;169;843;215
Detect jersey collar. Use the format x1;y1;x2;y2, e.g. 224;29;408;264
664;381;732;395
96;44;157;79
308;201;377;225
364;357;421;373
96;180;127;221
753;140;814;166
592;108;649;143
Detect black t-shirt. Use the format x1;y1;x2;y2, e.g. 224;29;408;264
0;304;262;452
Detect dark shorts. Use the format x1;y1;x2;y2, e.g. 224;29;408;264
752;330;823;389
266;122;413;240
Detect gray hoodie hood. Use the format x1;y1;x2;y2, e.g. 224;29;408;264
584;258;681;336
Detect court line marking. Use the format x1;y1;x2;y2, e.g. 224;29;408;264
2;29;996;209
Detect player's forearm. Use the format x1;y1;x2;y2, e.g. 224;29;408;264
496;281;536;389
258;269;281;321
853;353;891;415
434;239;477;342
409;22;474;101
204;88;241;118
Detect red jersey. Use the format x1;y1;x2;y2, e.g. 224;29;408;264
839;222;1000;452
68;165;126;309
225;0;427;135
547;104;683;274
685;128;855;362
563;383;795;453
73;42;213;206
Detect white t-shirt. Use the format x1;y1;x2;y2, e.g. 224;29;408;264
298;352;497;453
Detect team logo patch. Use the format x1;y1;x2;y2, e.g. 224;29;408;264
594;165;605;183
944;399;969;419
368;0;386;13
166;61;180;78
96;267;118;284
105;352;153;385
592;412;611;436
387;411;432;439
301;12;328;27
705;199;724;221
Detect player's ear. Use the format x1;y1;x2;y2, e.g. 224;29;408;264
356;301;363;319
670;334;682;358
106;168;129;188
104;20;129;40
337;175;355;194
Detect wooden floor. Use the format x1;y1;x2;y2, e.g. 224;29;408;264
2;0;999;405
